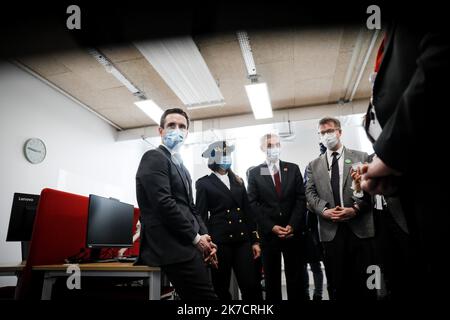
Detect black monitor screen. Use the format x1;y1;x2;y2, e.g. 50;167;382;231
6;193;40;241
86;194;134;248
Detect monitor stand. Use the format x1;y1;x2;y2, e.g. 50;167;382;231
21;241;30;262
84;248;118;263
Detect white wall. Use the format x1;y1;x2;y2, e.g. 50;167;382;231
0;61;146;286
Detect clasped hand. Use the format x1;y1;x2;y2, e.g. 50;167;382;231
272;225;294;239
196;234;219;268
323;206;356;222
351;156;401;196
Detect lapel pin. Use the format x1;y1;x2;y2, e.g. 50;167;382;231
345;159;352;164
284;167;288;171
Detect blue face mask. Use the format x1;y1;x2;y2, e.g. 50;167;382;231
162;129;186;150
217;155;232;171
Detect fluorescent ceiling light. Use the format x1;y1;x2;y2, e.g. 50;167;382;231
134;100;164;125
109;68;140;94
236;31;257;77
134;37;225;109
245;83;273;119
237;31;272;119
88;48;141;95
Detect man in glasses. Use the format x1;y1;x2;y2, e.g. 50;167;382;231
305;117;375;300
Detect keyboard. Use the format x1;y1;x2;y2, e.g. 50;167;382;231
117;256;137;263
89;258;119;263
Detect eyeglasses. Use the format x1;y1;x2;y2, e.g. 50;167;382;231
318;128;339;136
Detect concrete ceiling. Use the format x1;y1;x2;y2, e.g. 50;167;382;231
17;26;382;130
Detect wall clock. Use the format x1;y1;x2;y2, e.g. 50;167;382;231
24;138;47;164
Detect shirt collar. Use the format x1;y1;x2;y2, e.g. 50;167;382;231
213;171;228;178
326;144;344;159
266;159;280;169
161;143;175;155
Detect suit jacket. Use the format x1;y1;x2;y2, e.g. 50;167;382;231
195;172;259;244
366;154;409;234
305;147;374;242
247;160;306;240
135;145;207;266
384;196;408;234
369;20;450;174
367;19;450;257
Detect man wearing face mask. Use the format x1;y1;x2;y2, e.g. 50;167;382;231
136;108;218;300
305;117;375;300
247;133;307;301
195;141;262;300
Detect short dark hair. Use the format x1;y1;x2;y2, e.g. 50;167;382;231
159;108;190;129
318;117;341;129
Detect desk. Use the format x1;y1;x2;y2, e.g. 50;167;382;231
0;264;25;299
0;264;24;276
33;263;161;300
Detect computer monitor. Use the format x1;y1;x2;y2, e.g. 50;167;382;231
6;193;40;241
86;194;134;261
6;193;40;261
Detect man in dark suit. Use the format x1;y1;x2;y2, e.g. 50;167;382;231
361;11;450;296
247;133;306;301
135;108;218;300
306;117;375;300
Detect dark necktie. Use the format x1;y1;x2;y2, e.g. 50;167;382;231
273;165;282;198
330;152;341;207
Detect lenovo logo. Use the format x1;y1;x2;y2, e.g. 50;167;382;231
18;197;35;202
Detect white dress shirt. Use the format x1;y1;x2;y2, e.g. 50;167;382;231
265;159;281;185
161;144;183;165
326;145;344;207
213;171;231;190
367;99;383;142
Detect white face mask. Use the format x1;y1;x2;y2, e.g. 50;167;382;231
321;132;339;150
266;147;280;162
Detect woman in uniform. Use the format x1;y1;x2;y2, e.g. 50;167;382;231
195;140;262;300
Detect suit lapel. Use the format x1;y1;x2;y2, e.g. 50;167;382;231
229;177;243;207
320;154;329;179
209;174;241;207
320;154;333;194
279;161;288;199
342;148;352;189
181;163;193;196
158;145;190;196
209;174;232;196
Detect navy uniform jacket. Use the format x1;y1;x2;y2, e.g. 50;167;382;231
195;171;259;245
